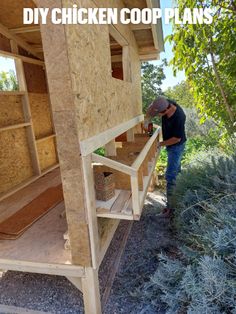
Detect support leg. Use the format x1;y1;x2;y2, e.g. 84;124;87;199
82;267;101;314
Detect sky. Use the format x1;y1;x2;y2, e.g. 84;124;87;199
0;0;185;89
153;0;185;91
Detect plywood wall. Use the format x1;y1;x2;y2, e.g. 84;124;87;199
0;95;24;127
0;128;34;194
63;0;142;141
0;54;58;195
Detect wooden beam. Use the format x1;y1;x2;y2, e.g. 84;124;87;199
0;91;26;96
131;175;140;216
0;122;31;132
92;153;136;176
0;22;43;60
105;140;117;156
122;46;132;82
79;115;144;156
82;155;100;269
109;25;128;46
0;259;85;277
67;276;82;292
0;50;44;66
131;23;152;31
10;26;40;34
81;268;102;314
140;53;160;61
132;127;161;171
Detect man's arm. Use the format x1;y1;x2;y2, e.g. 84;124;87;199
159;137;181;147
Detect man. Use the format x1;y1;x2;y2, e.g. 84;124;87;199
145;96;186;218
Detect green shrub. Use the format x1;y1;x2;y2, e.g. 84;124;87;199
142;151;236;313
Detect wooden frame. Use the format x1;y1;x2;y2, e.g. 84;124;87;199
0;47;57;201
80;115;144;156
92;127;161;220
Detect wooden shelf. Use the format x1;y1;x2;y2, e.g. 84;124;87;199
95;153;159;221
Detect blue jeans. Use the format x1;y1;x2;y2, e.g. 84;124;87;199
165;143;185;208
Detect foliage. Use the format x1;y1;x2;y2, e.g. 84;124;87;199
164;81;196;108
141;60;167;113
94;147;105;156
167;0;236;133
0;70;18;91
142;152;236;313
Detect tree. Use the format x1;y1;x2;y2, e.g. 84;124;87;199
141;60;167;113
164;81;196;108
0;70;18;91
168;0;236;133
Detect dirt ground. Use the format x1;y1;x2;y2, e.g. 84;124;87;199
0;190;177;314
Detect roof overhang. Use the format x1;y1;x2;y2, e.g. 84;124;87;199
123;0;164;61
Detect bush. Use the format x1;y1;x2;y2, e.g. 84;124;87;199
142;151;236;313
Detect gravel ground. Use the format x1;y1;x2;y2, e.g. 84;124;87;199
0;190;177;314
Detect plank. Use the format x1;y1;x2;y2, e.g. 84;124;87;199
110;190;131;214
80;115;144;156
92;154;136;176
0;122;31;132
101;221;133;310
0;50;44;66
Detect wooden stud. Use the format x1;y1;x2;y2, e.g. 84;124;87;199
10;41;41;176
81;268;102;314
131;175;140;216
0;122;31;132
122;45;132;83
126;128;135;142
0;50;44;66
105;139;116;156
10;26;41;34
92;153;136;176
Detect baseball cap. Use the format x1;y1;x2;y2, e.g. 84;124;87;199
147;96;169;117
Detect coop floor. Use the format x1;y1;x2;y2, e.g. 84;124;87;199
0;168;72;265
0;190;175;314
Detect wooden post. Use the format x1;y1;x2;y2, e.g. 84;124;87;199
81;268;102;314
127;128;135;142
10;40;41;176
105;139;117;156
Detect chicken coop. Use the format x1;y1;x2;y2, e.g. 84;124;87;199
0;0;164;313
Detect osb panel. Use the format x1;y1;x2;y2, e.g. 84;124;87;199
0;95;24;127
37;137;57;171
37;0;92;267
28;93;53;139
63;0;142;141
0;0;36;29
23;63;48;93
0;33;11;52
0;128;33;194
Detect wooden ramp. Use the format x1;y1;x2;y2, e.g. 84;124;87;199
0;185;63;239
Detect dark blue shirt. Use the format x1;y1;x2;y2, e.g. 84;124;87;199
162;104;186;146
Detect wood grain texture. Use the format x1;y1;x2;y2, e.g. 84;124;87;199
0;95;24;128
0;128;33;194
